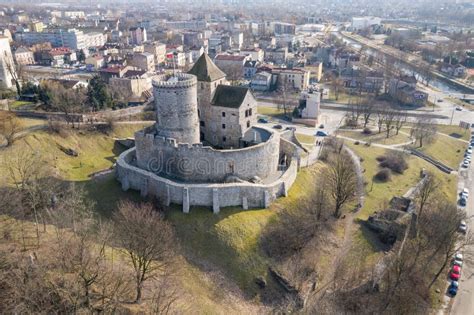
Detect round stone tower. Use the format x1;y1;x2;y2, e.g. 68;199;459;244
152;73;200;144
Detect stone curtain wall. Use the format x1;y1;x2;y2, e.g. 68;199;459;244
116;146;298;213
134;126;280;183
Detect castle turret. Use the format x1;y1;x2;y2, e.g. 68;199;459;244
152;73;200;144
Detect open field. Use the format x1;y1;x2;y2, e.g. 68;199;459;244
339;129;412;145
295;132;316;144
435;124;470;141
167;162;325;298
9;100;35;109
1;122;152;181
257;106;286;118
410;133;467;169
347;143;457;221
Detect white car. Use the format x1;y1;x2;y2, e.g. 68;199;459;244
461;188;469;199
467;149;473;155
454;258;464;267
456;106;462;111
459;220;468;234
462;160;470;168
455;253;464;261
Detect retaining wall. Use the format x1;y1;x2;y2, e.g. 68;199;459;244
116;147;298;213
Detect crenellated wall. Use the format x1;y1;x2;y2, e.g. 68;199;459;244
134;126;280;183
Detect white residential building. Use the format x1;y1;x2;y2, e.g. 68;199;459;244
0;36;15;89
351;17;382;30
16;29;105;50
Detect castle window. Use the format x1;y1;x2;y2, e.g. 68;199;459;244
222;124;226;129
201;83;204;89
249;108;252;116
245;110;248;117
247;120;250;128
222;112;226;117
200;121;205;127
223;136;227;142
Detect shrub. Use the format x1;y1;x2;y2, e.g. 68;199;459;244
354;140;360;145
374;168;391;182
379;152;408;174
376;155;386;162
362;127;372;135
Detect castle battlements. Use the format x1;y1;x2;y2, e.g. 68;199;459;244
152;73;197;89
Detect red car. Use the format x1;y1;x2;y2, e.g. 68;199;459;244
450;265;461;281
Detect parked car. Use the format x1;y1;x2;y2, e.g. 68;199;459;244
459;220;468;234
258;118;269;123
273;124;283;129
316;131;328;137
319;124;325;129
461;188;469;199
459;197;467;207
455;253;464;261
453;258;463;267
285;126;296;131
450;265;461;281
465;155;472;161
456;106;462;111
466;149;472;155
462;160;470;168
448;281;459;296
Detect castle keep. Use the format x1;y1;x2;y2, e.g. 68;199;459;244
116;54;301;213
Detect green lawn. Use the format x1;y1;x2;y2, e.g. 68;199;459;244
295;133;316;144
339;129;412;146
347;143;457;221
1;123;151;182
411;134;467;169
324;89;369;105
167;163;325;297
435;124;470;141
10;100;34;109
257;106;286;117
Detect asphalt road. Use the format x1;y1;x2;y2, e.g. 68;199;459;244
451;149;474;315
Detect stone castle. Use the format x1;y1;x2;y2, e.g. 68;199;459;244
116;54;302;213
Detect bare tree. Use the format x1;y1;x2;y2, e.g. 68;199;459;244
331;74;343;101
410;118;437;148
422;202;469;288
0;111;23;146
376;110;384;134
4;52;22;95
383;107;397;138
277;76;293;117
225;64;244;86
394;110;408;135
324;154;357;218
361;97;375;128
415;173;439;223
113;201;175;303
51;84;86;128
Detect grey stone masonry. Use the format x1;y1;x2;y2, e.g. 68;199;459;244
115;143;299;213
152;73;200;144
212;188;220;214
